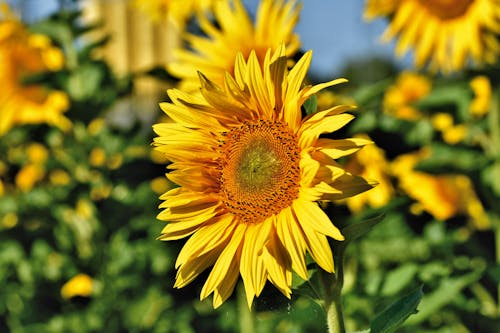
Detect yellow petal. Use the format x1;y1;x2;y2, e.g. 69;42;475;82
293;199;344;240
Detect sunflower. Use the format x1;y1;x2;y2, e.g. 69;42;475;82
391;149;490;229
168;0;301;91
153;46;375;308
344;135;394;213
365;0;500;72
0;7;70;136
383;71;431;120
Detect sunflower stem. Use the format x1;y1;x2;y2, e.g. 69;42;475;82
320;251;346;333
491;88;500;314
237;283;255;333
495;218;500;315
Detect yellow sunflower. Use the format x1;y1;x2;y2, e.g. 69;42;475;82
392;150;490;229
168;0;301;91
153;46;375;308
365;0;500;72
344;135;394;213
0;7;70;136
383;71;431;120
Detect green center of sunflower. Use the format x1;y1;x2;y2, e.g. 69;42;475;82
419;0;473;20
218;120;301;224
236;138;281;192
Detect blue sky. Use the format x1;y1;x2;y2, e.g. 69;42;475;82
244;0;410;77
12;0;411;78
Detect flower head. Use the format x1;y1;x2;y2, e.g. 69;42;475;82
153;46;374;308
469;75;492;117
0;7;70;136
168;0;301;91
61;274;94;299
365;0;500;72
391;149;490;229
383;71;431;120
344;135;394;213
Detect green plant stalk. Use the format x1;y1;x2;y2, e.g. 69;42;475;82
491;89;500;314
495;221;500;315
237;283;255;333
320;251;346;333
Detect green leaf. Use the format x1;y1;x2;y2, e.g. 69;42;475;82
415;143;488;173
482;162;500;196
381;263;419;296
340;214;385;246
405;271;483;325
66;63;104;101
415;83;471;117
370;286;423;333
303;94;318;115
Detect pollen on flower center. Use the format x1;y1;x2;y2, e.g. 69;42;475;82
218;120;301;223
419;0;473;20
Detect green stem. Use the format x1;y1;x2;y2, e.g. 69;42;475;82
491;89;500;314
320;252;346;333
495;219;500;315
237;283;255;333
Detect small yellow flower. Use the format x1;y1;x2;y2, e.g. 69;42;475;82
60;274;94;299
365;0;500;72
26;142;49;164
15;164;45;192
49;169;71;186
89;148;106;167
1;212;18;229
87;118;106;136
150;176;171;195
106;153;123;170
383;72;431;120
431;112;454;131
469;75;492;117
442;124;468;145
90;184;113;201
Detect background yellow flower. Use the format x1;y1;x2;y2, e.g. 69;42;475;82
0;12;70;135
365;0;500;72
168;0;301;91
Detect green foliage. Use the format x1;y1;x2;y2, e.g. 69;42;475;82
370;286;423;333
2;3;500;333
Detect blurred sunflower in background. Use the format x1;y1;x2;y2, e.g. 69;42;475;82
391;149;490;230
153;45;375;308
365;0;500;72
0;4;70;136
168;0;301;91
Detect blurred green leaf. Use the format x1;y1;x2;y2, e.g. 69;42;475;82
415;143;488;173
416;83;471;117
66;63;104;101
482;162;500;196
370;286;423;333
303;94;318;115
381;263;418;296
406;270;483;325
340;214;385;247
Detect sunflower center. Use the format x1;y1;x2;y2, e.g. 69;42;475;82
218;120;301;223
418;0;473;20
